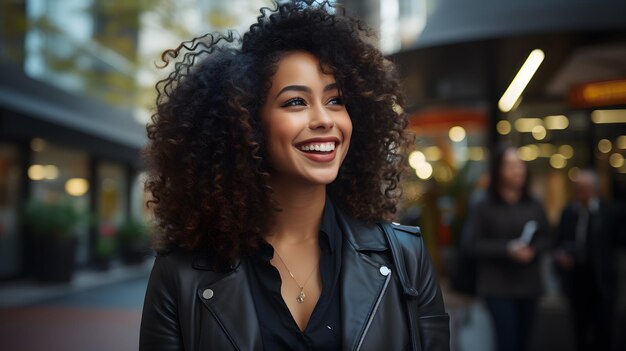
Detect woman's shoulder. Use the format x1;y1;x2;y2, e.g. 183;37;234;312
152;247;216;276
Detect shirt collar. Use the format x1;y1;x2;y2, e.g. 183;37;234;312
320;195;338;255
256;196;339;261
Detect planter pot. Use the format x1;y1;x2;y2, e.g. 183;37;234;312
33;237;78;283
92;257;112;271
120;243;148;265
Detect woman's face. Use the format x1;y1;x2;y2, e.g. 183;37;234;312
260;51;352;185
500;148;527;191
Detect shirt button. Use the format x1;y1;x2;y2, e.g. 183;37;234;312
202;288;214;299
379;266;391;276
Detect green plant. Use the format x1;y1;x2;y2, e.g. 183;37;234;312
23;199;84;241
116;217;149;246
95;236;117;258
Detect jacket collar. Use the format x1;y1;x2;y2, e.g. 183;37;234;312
196;262;262;351
192;206;392;351
335;206;394;351
334;205;388;252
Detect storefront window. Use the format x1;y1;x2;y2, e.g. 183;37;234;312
29;139;91;265
0;144;22;278
97;161;127;235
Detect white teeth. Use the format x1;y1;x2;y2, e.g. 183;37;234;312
299;142;336;152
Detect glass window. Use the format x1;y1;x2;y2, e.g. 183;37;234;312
29;140;91;265
97;161;127;233
0;143;22;278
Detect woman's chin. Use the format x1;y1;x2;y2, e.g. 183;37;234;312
300;170;340;186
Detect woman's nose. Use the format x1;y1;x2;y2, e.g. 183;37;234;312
309;104;334;130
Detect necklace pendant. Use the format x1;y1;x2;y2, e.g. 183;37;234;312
296;290;305;303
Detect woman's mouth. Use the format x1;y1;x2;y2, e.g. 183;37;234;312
295;140;339;162
297;141;336;153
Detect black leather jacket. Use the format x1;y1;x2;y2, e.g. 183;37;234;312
140;209;450;351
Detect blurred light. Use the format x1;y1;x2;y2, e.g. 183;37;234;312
65;178;89;196
28;165;46;180
415;162;433;180
591;110;626;124
30;138;46;152
514;118;543;132
449;126;466;142
576;81;626;108
43;165;59;180
538;143;556;157
531;125;547;140
424;146;442;161
392;102;404;114
550;154;567;169
617;136;626;149
379;0;400;54
518;145;538;161
408;151;426;169
433;166;453;182
544;115;569;130
468;147;487;161
609;153;624;168
558;145;574;159
496;120;512;135
498;49;545;112
568;167;580;181
598;139;612;153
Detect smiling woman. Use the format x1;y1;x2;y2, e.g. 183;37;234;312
140;1;449;350
261;51;352;185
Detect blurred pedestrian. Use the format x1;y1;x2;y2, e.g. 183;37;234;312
467;144;551;351
554;169;625;351
138;1;449;350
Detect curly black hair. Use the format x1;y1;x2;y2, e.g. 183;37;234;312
144;0;410;268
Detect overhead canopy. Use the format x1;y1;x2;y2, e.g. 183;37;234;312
0;61;145;151
412;0;626;49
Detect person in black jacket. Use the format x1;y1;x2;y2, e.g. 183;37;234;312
139;1;450;350
554;169;625;351
466;144;551;351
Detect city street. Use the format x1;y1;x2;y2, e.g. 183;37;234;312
1;261;624;351
0;276;149;351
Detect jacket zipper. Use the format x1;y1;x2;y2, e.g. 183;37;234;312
355;271;392;351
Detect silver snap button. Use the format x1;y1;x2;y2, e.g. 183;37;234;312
202;289;214;299
379;266;391;276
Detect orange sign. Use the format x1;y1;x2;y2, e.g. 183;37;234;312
569;79;626;108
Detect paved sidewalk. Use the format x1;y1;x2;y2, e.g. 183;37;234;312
0;261;153;351
0;259;154;307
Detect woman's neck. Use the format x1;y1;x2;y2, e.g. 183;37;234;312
266;178;327;245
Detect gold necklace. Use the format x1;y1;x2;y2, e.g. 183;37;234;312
273;249;318;303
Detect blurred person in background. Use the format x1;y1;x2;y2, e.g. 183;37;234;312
554;169;625;351
139;1;449;350
466;144;551;351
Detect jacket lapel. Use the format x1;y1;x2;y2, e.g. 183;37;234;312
336;209;392;351
197;261;262;351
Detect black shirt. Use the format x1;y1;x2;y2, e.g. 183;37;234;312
245;198;342;351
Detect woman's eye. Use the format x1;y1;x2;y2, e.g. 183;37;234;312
282;97;306;107
328;96;344;105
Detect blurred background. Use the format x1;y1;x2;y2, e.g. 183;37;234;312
0;0;625;350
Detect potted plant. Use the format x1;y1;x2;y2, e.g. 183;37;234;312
93;223;117;270
116;217;150;265
22;199;84;282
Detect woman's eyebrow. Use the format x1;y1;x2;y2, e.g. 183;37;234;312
323;83;338;92
275;85;311;100
274;83;339;101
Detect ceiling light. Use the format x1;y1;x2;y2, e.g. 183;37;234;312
498;49;545;112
